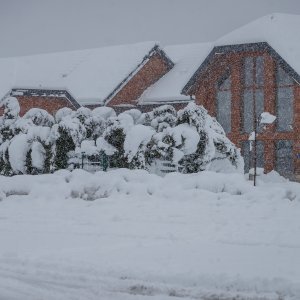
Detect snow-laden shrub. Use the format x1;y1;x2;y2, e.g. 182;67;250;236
92;107;116;120
0;97;243;176
139;105;177;132
55;107;74;123
75;107;92;124
0;96;20;121
51;115;86;171
8;133;30;174
103;116;130;168
23;108;54;127
84;115;106;140
121;109;142;124
176;104;242;173
124;125;155;169
0;96;20;143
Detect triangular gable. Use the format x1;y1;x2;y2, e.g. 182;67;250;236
182;42;300;96
103;45;174;106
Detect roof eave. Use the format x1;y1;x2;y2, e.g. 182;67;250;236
181;41;300;95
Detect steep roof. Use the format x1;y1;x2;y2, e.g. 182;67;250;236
138;43;212;104
0;42;160;105
1;13;300;107
216;13;300;77
141;13;300;103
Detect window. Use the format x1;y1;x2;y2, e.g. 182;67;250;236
242;140;264;173
276;65;294;132
275;140;293;175
242;56;264;133
216;72;231;133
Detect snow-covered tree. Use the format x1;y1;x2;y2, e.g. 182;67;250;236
52;116;86;170
138;105;177;132
0;97;242;175
124;124;155;169
23;108;54;127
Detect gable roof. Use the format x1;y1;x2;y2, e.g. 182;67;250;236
182;13;300;95
0;42;164;105
138;43;212;104
104;45;174;105
1;13;300;107
182;42;300;95
216;13;300;77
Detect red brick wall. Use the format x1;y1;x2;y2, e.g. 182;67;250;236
107;54;171;107
192;51;300;179
0;95;77;117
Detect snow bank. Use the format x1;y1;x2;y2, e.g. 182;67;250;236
0;169;300;299
0;168;299;203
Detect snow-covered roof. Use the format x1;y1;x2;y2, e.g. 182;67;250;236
140;13;300;104
216;13;300;79
138;43;212;104
1;13;300;107
0;42;158;105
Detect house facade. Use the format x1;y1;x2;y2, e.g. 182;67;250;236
0;13;299;179
181;42;300;180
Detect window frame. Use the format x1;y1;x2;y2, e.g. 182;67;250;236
242;56;265;134
276;64;294;132
215;70;232;134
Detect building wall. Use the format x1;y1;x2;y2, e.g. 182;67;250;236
0;95;77;116
192;51;300;179
107;53;172;107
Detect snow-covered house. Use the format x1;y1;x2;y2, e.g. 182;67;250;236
1;13;300;179
139;13;300;180
0;42;173;115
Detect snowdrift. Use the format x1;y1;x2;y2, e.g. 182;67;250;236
1;169;300;300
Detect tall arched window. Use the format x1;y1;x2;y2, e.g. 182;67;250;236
243;56;264;133
276;65;294;132
216;72;231;133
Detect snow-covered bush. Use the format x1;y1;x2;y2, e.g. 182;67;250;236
103;116;129;168
0;97;243;176
51;116;86;171
55;107;74;123
139;105;177;132
23;108;54;127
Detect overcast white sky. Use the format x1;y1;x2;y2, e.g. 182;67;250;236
0;0;300;57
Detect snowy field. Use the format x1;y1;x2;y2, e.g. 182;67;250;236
0;169;300;300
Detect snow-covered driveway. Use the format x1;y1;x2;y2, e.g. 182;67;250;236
0;169;300;299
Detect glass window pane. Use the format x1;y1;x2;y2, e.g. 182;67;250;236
243;90;264;133
256;141;264;169
277;66;293;86
275;140;293;175
256;56;264;87
244;57;254;87
242;141;251;173
219;75;231;90
242;140;264;173
256;90;264;133
216;90;231;133
277;87;293;132
243;90;253;133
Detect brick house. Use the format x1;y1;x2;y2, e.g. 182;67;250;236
1;13;300;179
0;42;173;116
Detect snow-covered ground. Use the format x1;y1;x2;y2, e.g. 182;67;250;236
0;169;300;300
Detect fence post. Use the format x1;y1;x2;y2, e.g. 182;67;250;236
81;152;85;169
101;151;108;171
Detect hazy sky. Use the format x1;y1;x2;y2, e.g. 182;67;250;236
0;0;300;57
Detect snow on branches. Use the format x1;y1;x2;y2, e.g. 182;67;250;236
0;97;243;175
